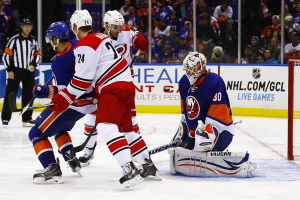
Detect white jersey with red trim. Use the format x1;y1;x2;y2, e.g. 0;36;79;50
109;25;137;79
66;32;131;98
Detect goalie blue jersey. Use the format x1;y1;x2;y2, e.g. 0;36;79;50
179;71;235;136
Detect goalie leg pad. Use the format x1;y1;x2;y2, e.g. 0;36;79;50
168;147;259;177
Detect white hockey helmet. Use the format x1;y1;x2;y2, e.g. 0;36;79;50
183;52;207;85
103;10;125;29
70;9;92;31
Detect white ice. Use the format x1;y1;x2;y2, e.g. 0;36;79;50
1;113;300;200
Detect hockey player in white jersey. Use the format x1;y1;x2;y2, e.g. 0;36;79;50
168;52;260;177
78;10;161;181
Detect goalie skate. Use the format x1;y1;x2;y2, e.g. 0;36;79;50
79;142;97;167
119;161;144;188
140;157;162;181
33;162;63;184
65;149;82;176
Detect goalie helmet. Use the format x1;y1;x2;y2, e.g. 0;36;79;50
103;10;124;29
183;52;207;85
70;9;92;31
45;21;69;43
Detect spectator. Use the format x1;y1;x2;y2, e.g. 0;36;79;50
139;25;158;62
173;35;193;62
135;0;146;10
124;5;141;30
208;46;230;63
174;0;188;21
256;54;264;64
0;11;7;50
250;36;262;56
263;49;279;64
196;15;216;57
285;32;300;59
279;4;292;21
241;45;255;64
165;10;180;32
176;20;190;37
154;18;170;47
157;40;174;63
140;7;158;29
3;0;20;31
285;15;295;40
0;0;11;22
288;0;299;16
268;37;281;60
137;0;156;18
196;0;213;17
213;0;233;41
161;25;179;51
261;27;273;49
119;0;136;16
186;29;203;52
294;3;300;24
161;53;171;63
201;9;220;37
180;6;199;29
156;0;173;21
260;15;281;38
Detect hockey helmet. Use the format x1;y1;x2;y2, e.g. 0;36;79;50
183;52;207;85
103;10;124;30
45;21;69;43
70;9;92;31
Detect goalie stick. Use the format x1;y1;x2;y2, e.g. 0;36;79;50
149;120;243;155
9;97;93;112
7;76;54;114
74;49;142;153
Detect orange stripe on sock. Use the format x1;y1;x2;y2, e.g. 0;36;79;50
56;134;72;149
33;140;53;155
39;111;60;132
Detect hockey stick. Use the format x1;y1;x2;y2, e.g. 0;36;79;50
73;50;142;153
10;97;93;112
149;120;243;156
19;76;54;115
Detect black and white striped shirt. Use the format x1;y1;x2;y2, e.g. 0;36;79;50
2;34;41;72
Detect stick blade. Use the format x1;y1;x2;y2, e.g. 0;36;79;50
8;92;17;112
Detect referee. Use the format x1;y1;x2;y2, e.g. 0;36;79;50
1;18;41;127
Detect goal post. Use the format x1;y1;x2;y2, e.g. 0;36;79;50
288;58;300;160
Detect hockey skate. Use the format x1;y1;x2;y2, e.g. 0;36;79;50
119;161;144;188
33;162;63;184
65;149;82;177
140;157;162;181
79;142;97;167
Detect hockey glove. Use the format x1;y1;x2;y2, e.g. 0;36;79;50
132;33;149;53
33;84;58;99
194;121;218;152
49;88;76;113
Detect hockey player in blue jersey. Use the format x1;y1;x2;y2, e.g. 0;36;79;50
28;21;96;184
169;52;260;177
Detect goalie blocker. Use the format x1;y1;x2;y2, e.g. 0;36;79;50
168;147;260;177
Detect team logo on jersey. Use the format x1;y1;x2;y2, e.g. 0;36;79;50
115;43;127;56
252;68;261;79
186;96;200;120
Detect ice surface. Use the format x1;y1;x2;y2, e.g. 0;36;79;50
1;113;300;200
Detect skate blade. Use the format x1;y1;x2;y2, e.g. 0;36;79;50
144;172;162;181
75;169;82;177
122;174;144;188
80;160;92;167
33;176;64;184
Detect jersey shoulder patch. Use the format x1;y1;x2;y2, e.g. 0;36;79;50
75;33;109;51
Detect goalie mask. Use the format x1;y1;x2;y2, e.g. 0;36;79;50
103;10;124;37
183;52;207;85
70;9;92;39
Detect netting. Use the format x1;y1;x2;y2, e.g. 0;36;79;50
293;61;300;157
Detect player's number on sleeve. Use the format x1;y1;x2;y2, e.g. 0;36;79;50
213;92;222;101
78;54;85;63
105;42;118;59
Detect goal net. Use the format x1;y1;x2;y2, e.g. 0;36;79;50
288;58;300;160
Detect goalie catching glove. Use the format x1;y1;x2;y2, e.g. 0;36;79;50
194;121;218;152
49;88;76;113
132;33;149;53
33;84;58;99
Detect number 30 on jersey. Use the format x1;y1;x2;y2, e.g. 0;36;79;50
213;92;222;101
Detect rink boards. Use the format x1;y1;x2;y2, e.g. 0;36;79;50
0;63;288;118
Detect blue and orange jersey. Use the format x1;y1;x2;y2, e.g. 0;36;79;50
179;72;235;136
